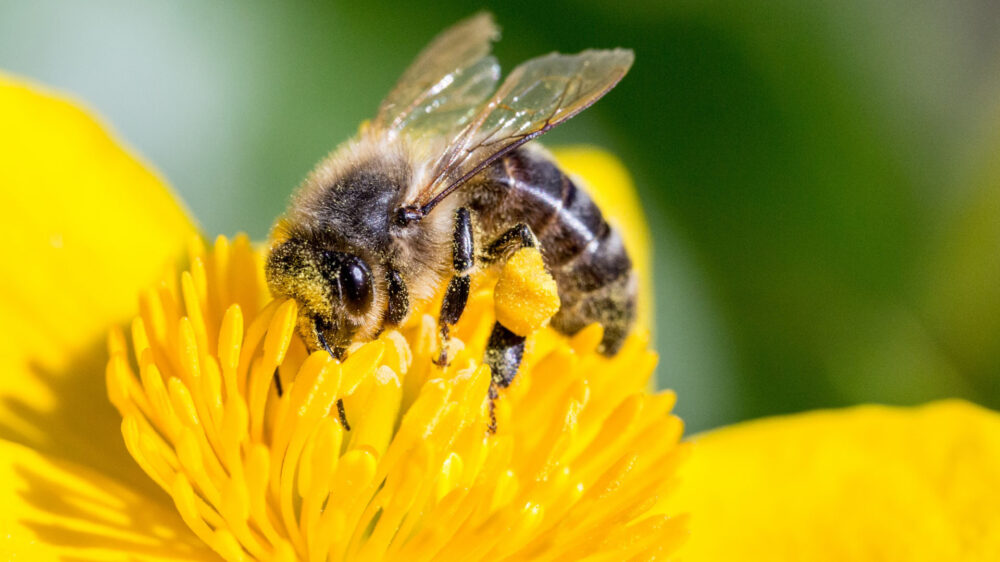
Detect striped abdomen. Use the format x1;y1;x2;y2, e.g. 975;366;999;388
464;147;637;355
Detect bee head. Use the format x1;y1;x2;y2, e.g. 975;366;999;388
265;237;376;355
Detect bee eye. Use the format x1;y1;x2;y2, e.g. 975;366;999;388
340;256;373;314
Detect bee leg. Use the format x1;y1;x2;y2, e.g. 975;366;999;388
273;368;283;397
487;381;499;434
484;323;526;390
383;267;409;326
435;207;474;366
484;323;526;434
483;223;537;262
481;223;538;432
315;320;352;431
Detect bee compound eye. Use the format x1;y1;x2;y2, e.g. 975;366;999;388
340;256;373;315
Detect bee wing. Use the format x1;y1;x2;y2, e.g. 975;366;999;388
371;12;501;139
407;49;634;214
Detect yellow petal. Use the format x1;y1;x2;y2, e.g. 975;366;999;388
666;400;1000;561
0;437;215;560
550;146;652;331
0;73;195;485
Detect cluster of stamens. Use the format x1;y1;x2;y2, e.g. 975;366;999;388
105;235;686;561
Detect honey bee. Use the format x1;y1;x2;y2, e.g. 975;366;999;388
266;13;636;429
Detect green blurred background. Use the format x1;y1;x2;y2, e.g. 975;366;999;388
2;1;997;433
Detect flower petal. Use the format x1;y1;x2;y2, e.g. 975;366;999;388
550;146;653;331
0;437;214;560
666;400;1000;561
0;73;195;485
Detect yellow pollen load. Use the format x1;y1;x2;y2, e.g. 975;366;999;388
493;247;561;337
105;234;687;562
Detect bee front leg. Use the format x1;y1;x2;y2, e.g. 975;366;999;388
436;207;474;366
314;321;352;431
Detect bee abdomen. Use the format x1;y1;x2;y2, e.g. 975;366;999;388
551;270;637;355
467;147;636;355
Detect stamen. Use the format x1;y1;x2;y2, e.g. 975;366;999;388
107;235;686;561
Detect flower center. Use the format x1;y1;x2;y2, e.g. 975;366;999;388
106;235;686;561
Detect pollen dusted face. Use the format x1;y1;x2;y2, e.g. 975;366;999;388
265;237;374;352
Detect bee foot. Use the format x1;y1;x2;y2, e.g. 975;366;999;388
433;347;450;367
487;382;499;434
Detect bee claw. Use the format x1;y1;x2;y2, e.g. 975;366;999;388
487;381;499;434
432;347;450;367
433;325;452;367
336;398;351;431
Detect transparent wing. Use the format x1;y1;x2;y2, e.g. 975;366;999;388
371;12;501;140
409;49;634;213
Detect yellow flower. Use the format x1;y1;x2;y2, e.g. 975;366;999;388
0;72;682;561
2;71;999;561
104;235;682;561
666;400;1000;561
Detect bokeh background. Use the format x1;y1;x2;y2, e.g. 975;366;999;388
2;1;997;433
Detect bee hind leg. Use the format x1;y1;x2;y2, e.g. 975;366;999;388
484;323;526;434
481;222;542;433
483;223;537;262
